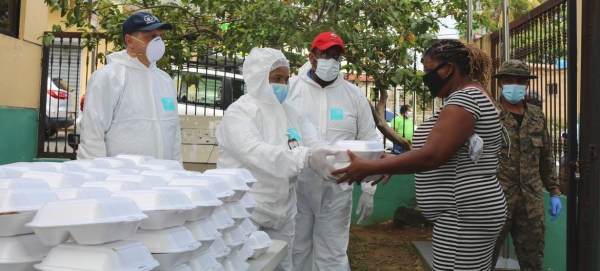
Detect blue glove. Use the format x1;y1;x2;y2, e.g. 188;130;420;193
548;196;562;221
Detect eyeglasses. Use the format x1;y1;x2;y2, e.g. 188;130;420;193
316;51;343;62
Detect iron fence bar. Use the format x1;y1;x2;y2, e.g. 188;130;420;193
566;0;578;266
37;45;51;158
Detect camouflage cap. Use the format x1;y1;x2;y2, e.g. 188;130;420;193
492;59;538;79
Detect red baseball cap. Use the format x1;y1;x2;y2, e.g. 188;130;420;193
311;32;345;54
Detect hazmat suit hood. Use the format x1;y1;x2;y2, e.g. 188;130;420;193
244;48;286;105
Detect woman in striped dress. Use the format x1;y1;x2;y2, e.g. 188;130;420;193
333;39;507;270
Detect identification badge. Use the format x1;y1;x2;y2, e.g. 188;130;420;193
161;97;175;111
287;128;301;150
465;133;484;163
330;108;344;120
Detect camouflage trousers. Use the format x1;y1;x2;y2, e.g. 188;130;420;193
492;192;545;271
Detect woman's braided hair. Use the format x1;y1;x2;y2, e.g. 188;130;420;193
424;39;492;87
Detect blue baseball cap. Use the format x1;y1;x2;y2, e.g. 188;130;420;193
122;12;173;39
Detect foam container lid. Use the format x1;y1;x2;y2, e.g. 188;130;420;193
66;159;112;169
332;140;384;152
93;157;137;168
141;171;187;182
0;168;22;178
0;234;53;264
183;219;222;241
53;187;112;199
221;226;248;247
0;162;57;173
87;168;141;175
161;170;198;176
248;231;273;250
204;169;257;187
116;154;156;166
200;173;249;192
239;242;254;261
239;218;258;236
153;186;222;207
126;226;201;254
221;202;250;220
240;193;258;209
209;237;231;258
188;249;224;271
209;207;235;230
105;174;168;188
0;189;59;213
64;171;107;182
34;240;159;271
81;181;148;192
170;177;234;199
138;160;184;171
34;162;85;172
110;190;195;212
0;178;51;190
26;197;147;227
222;251;249;271
170;263;193;271
20;171;85;188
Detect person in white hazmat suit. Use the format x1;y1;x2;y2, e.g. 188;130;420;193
215;47;339;271
288;32;382;271
78;12;181;162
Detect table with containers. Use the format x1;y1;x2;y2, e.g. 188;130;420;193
0;155;282;271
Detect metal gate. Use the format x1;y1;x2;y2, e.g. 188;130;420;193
489;0;571;194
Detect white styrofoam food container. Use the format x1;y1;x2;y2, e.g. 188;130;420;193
87;168;141;175
65;159;112;169
32;162;85;172
247;231;273;259
110;190;195;230
209;207;235;230
126;227;201;271
0;234;53;271
94;157;137;168
26;197;147;246
188;249;224;271
239;218;258;237
221;202;250;226
81;181;148;192
170;263;193;271
0;168;23;178
162;170;198;176
170;177;234;202
222;251;249;271
200;173;249;202
221;226;248;252
0;162;57;173
154;186;222;221
116;154;156;166
141;170;187;182
332;140;384;162
53;187;112;200
105;174;168;188
239;193;258;215
19;172;85;188
0;189;59;237
63;171;107;182
0;178;51;190
239;242;254;261
35;240;159;271
138;159;184;171
209;237;231;263
204;168;257;188
184;219;222;249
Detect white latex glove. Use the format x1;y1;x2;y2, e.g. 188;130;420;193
308;148;340;183
356;192;374;224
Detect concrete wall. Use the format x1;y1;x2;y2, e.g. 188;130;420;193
0;0;50;165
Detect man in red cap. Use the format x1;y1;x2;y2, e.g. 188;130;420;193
288;32;381;270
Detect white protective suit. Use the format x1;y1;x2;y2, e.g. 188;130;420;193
289;61;381;271
77;50;182;162
216;48;330;271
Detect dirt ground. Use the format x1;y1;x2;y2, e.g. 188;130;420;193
348;221;433;271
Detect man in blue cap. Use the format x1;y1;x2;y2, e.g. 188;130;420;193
78;12;182;163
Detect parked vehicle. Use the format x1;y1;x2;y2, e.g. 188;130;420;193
45;77;76;138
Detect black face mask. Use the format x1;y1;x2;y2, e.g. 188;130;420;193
423;62;453;98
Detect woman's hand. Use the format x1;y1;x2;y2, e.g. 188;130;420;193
332;150;372;185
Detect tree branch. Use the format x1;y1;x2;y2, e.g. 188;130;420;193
314;0;327;24
369;100;412;151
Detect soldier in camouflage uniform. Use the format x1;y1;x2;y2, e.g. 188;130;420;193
491;59;563;271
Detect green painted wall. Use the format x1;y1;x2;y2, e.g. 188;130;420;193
351;174;416;226
0;107;38;165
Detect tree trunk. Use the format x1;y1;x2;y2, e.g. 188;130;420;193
369;88;412;151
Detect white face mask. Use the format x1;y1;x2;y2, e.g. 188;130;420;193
406;112;413;118
315;58;340;82
145;37;166;63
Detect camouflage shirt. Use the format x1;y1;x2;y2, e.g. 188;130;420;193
496;99;561;218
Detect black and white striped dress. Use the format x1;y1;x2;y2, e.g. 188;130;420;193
413;88;508;271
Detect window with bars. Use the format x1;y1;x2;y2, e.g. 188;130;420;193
0;0;20;38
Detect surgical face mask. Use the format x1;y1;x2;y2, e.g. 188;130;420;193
271;83;289;103
406;111;413;118
130;36;166;63
315;58;340;82
422;63;453;98
502;84;527;104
